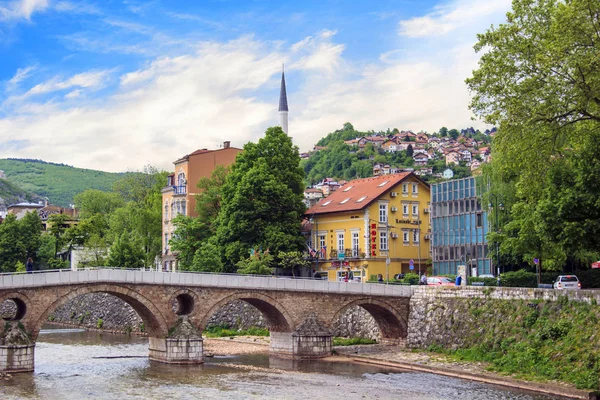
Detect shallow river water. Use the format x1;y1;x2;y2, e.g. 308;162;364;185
0;327;565;400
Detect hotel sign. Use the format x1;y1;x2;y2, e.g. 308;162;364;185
395;219;421;225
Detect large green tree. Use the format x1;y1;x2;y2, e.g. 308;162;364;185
467;0;600;269
216;126;306;270
0;214;26;272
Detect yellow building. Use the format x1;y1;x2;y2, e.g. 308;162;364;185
305;172;431;282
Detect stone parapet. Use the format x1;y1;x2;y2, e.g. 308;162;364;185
412;286;600;303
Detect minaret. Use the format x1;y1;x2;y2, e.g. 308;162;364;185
279;65;289;134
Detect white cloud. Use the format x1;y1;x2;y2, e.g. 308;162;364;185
0;0;48;21
7;65;36;86
398;0;511;38
25;69;112;96
0;0;511;174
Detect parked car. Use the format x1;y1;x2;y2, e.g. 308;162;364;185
553;275;581;290
427;276;455;286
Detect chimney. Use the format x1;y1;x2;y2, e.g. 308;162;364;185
223;141;230;149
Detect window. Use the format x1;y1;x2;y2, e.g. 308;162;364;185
337;232;345;253
318;234;326;256
164;204;169;220
340;198;351;204
379;203;388;223
402;183;408;193
357;196;368;203
413;230;419;243
412;183;418;194
412;204;419;215
403;204;409;215
182;201;187;216
380;230;388;251
476;213;483;227
403;231;409;242
352;231;360;257
164;233;169;252
177;172;186;187
378;181;389;187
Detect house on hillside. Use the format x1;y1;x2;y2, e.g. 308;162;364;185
445;151;461;165
413;153;429;166
315;178;341;196
7;202;45;220
304;172;431;282
303;188;324;208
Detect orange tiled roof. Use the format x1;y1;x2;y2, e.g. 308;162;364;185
305;172;424;215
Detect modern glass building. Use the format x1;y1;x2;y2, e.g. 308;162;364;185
431;177;492;276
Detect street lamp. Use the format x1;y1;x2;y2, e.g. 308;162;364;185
488;194;504;281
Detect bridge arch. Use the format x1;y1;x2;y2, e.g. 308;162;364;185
31;284;170;340
199;292;295;333
331;298;408;342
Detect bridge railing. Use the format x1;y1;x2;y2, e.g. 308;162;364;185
0;268;415;297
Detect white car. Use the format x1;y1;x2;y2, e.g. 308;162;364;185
553;275;581;290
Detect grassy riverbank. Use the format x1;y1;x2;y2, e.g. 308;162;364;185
203;324;269;338
426;296;600;390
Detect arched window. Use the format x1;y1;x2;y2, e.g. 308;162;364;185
177;172;186;187
164;202;169;220
182;201;187;216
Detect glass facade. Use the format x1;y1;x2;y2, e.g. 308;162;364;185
431;177;491;276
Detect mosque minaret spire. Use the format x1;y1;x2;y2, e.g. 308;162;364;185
278;64;289;134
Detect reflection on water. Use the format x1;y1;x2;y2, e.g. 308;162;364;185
0;327;563;400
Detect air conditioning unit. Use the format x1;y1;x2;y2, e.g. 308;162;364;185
390;232;399;239
390;206;397;212
424;235;431;240
390;192;398;197
423;208;430;213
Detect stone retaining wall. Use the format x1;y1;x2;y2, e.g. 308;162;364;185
407;286;600;348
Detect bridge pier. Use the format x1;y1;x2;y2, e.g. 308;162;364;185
0;321;35;373
149;316;203;364
270;314;332;359
148;337;203;364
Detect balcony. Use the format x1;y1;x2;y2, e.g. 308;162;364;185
328;248;362;259
173;185;187;195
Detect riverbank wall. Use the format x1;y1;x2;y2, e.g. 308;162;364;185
407;286;600;391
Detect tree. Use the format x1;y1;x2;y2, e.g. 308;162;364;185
19;211;42;259
466;0;600;185
406;144;414;158
236;250;273;275
468;0;600;271
74;189;124;218
48;214;70;258
439;127;448;137
216;126;306;269
278;251;310;277
0;214;26;272
107;233;145;269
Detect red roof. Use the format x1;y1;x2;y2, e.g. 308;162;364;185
305;172;425;215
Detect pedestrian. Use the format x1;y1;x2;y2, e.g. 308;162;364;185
347;267;354;282
26;257;33;274
419;273;428;285
377;274;384;283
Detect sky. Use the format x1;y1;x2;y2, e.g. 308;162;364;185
0;0;512;172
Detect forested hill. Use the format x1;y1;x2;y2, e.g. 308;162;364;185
0;178;40;206
0;159;129;207
302;123;493;185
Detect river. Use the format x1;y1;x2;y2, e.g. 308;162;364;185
0;327;565;400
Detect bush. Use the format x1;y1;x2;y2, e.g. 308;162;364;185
402;273;420;285
96;319;103;329
500;270;537;287
333;337;377;346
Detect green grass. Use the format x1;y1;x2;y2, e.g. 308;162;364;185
0;159;132;206
203;324;270;338
333;337;377;346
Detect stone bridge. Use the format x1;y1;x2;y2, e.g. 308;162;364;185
0;269;413;373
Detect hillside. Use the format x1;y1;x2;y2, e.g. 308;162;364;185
0;178;40;206
0;159;128;207
301;123;493;185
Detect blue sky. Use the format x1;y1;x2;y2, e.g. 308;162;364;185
0;0;511;172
